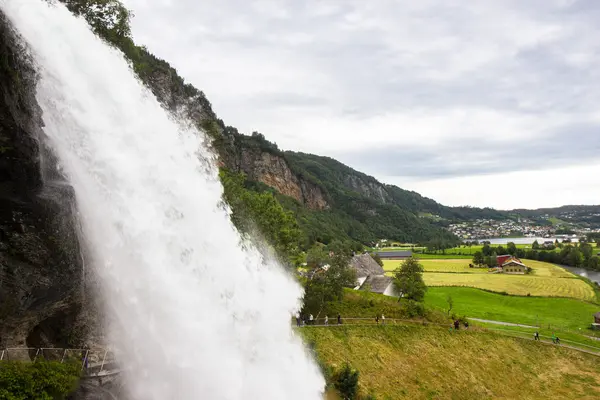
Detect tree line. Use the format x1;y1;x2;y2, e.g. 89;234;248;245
471;240;600;271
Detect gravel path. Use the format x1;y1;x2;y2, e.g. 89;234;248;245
467;318;537;329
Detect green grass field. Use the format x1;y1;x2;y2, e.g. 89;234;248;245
422;272;596;301
302;325;600;400
424;286;600;331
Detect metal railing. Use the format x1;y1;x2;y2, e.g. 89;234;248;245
0;347;117;375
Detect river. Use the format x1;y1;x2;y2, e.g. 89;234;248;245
560;265;600;285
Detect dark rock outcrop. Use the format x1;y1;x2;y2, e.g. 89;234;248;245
0;11;85;349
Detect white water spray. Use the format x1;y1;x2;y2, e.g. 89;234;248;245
1;1;325;398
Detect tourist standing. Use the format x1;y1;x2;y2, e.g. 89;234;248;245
325;316;329;326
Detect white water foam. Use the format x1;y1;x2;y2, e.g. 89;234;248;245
0;1;325;398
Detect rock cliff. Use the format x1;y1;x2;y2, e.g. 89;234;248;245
0;12;86;349
236;147;328;210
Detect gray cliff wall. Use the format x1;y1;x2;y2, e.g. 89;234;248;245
0;11;86;349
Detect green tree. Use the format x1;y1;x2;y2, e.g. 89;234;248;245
393;257;427;302
587;256;600;271
507;242;517;255
482;243;492;256
334;363;359;400
220;169;302;261
568;247;584;267
303;253;356;317
580;243;594;262
472;251;484;266
306;244;328;269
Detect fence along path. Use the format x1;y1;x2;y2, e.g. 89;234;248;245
294;316;600;356
0;347;119;377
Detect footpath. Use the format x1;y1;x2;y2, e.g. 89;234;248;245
294;316;600;357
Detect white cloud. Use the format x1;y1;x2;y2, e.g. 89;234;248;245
387;162;600;210
121;0;600;209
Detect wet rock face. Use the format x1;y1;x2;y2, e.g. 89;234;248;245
0;12;84;349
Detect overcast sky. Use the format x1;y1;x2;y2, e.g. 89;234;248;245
121;0;600;210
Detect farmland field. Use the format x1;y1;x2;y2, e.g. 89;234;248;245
525;259;576;278
384;258;576;277
383;259;488;273
422;272;596;301
424;286;600;330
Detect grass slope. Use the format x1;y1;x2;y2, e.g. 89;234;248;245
425;287;600;330
303;325;600;400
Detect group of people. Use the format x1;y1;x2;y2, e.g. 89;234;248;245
375;314;386;324
450;319;469;331
295;312;342;327
534;331;560;344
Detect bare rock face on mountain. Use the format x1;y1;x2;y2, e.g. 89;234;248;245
239;150;328;210
0;12;86;349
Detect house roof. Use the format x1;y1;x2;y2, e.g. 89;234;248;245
374;251;413;258
361;275;393;294
502;259;527;268
349;254;385;278
496;255;513;266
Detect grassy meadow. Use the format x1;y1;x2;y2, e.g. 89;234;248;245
424;286;600;331
303;325;600;400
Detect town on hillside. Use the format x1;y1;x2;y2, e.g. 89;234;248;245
447;218;600;240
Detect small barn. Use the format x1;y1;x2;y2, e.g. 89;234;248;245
374;250;413;260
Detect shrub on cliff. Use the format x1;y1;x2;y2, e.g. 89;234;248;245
0;360;79;399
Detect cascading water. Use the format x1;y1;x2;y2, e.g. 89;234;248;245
1;1;325;398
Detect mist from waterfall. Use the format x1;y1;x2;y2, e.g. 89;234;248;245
0;1;325;398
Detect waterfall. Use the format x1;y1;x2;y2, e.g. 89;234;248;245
0;1;325;398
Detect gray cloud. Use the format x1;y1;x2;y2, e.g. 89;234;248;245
121;0;600;207
336;123;600;179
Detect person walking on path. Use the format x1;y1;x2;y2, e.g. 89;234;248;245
454;320;460;330
325;316;329;326
337;314;342;325
375;315;379;325
381;314;386;325
534;331;540;341
296;312;301;327
309;314;314;326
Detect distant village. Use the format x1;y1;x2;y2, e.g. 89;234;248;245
446;217;600;240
